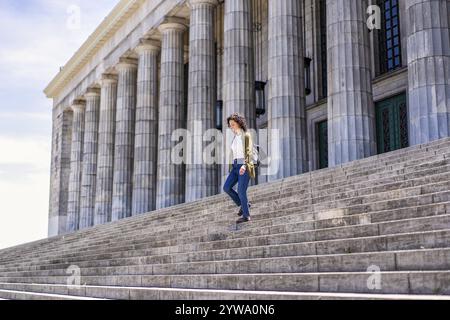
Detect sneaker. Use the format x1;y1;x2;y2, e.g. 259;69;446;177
236;216;251;224
237;202;252;216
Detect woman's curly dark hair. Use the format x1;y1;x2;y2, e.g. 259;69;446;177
226;112;248;132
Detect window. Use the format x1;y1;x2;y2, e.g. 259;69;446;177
375;93;408;154
317;120;328;169
378;0;402;75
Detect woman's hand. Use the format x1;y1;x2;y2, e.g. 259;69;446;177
239;165;246;176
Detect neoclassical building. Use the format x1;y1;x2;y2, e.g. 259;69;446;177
44;0;450;236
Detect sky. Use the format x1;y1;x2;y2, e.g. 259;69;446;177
0;0;118;250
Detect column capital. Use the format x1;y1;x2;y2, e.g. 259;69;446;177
187;0;218;8
135;39;161;55
100;73;118;86
84;87;101;98
71;99;86;112
158;17;188;33
116;57;138;71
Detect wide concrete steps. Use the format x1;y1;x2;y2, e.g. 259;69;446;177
0;283;449;300
0;288;106;300
4;166;450;263
2;160;450;269
2;138;449;259
2;214;450;277
1;137;450;300
1;140;449;263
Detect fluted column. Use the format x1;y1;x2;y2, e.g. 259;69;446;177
132;40;160;215
267;0;308;181
185;0;218;202
222;0;256;183
156;20;187;209
223;0;256;123
326;0;376;166
66;100;86;232
215;2;224;193
79;88;101;230
112;58;138;221
406;0;450;145
94;74;118;225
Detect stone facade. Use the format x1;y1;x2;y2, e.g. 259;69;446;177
44;0;450;236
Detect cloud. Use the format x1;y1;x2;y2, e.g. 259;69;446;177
0;135;51;250
0;0;118;250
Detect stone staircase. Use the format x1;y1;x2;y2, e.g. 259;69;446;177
1;137;450;300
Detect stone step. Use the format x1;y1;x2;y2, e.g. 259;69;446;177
0;288;105;300
321;137;450;173
3;200;448;274
115;228;450;265
3;246;450;278
2;222;450;278
1;138;449;258
57;160;450;243
1;192;448;272
3;148;450;262
2;160;449;264
4;185;450;270
10;200;447;273
1;271;450;295
1;282;449;300
1;138;450;299
266;143;450;192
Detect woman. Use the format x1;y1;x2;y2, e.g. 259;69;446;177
223;113;256;224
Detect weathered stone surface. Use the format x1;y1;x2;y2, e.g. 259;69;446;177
48;108;73;237
79;88;101;229
221;0;257;185
66;100;86;232
94;74;118;225
406;0;450;145
132;40;160;215
4;139;450;299
326;0;377;166
267;0;308;180
45;1;450;240
112;58;138;221
155;20;187;210
185;0;219;202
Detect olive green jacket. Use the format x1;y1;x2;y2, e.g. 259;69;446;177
228;131;256;179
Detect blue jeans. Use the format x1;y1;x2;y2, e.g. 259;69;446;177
223;160;251;218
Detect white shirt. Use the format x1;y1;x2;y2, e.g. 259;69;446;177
231;130;245;160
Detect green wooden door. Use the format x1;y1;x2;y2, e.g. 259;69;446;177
317;120;328;169
375;93;408;154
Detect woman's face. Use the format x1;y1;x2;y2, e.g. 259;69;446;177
228;119;241;134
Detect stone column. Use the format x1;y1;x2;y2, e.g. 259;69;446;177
132;40;160;215
223;0;256;123
66;99;86;232
48;107;73;237
79;88;101;230
222;0;256;183
185;0;218;202
156;20;187;210
326;0;376;166
267;0;308;181
215;2;224;194
406;0;450;145
112;58;138;221
94;74;118;225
